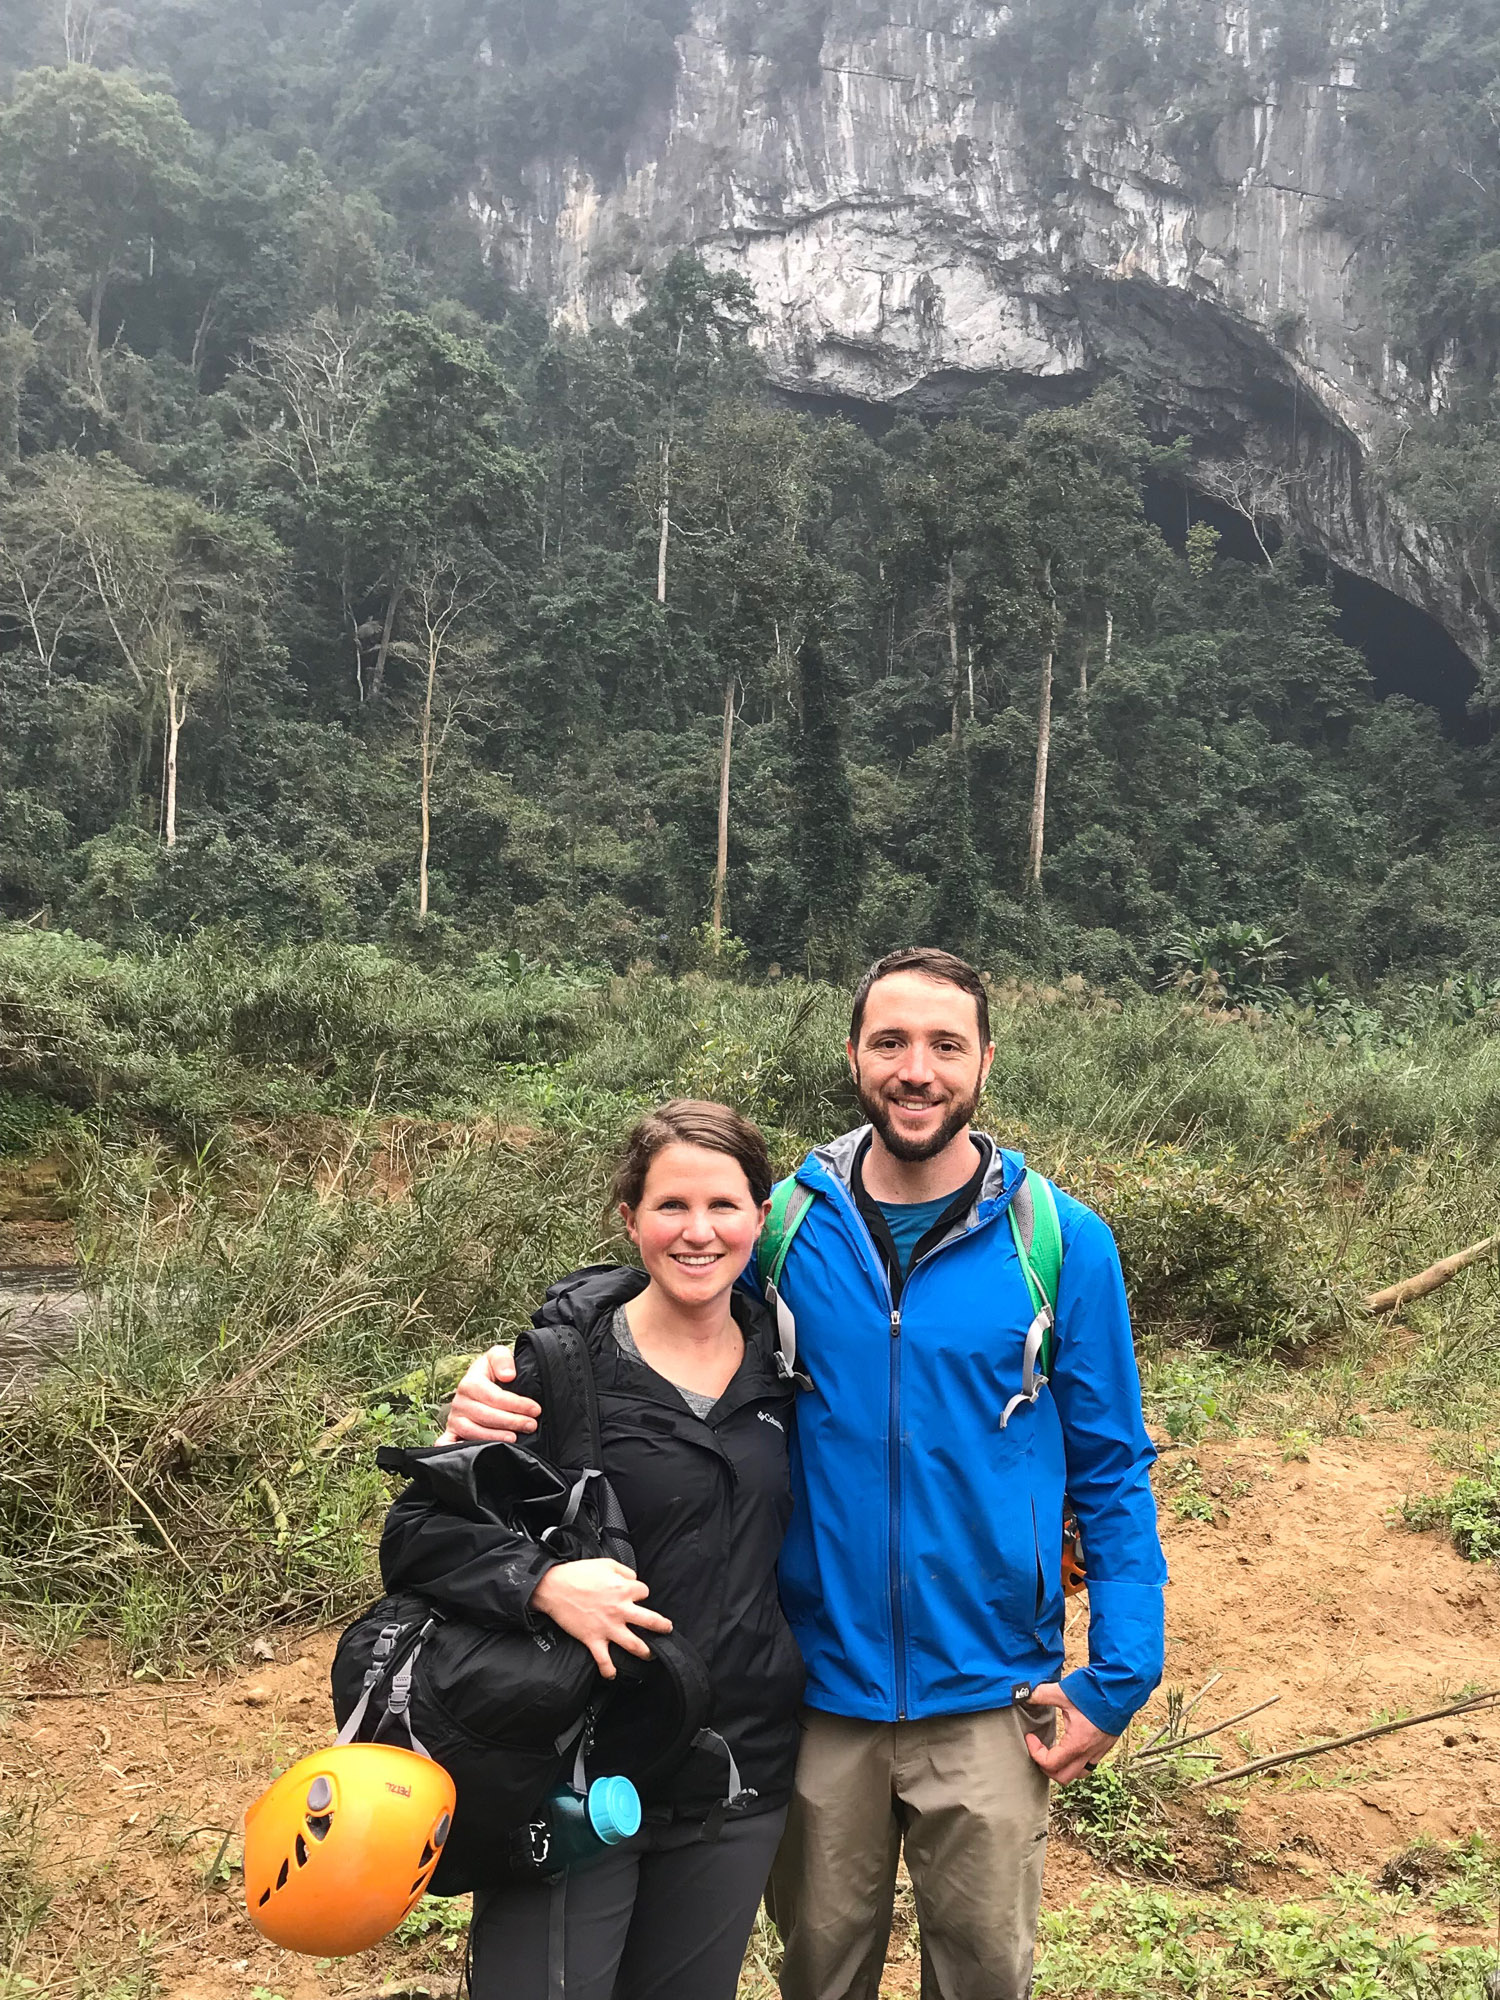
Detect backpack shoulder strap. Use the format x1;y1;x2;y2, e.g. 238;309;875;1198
519;1322;633;1565
520;1323;604;1473
757;1177;815;1292
1002;1168;1065;1429
756;1177;815;1384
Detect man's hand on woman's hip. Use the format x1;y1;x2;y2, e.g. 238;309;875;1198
1022;1682;1119;1784
437;1344;541;1443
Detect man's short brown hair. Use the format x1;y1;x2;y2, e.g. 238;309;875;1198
849;948;990;1049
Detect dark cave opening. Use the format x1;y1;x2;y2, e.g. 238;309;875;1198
1143;476;1482;735
777;388;1484;737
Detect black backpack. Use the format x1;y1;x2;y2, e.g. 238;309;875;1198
331;1324;720;1894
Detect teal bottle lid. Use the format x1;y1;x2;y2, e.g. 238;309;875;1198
586;1774;642;1846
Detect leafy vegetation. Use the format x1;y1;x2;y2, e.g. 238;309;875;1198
1033;1882;1500;1997
1401;1451;1500;1562
4;947;1500;1669
2;14;1500;990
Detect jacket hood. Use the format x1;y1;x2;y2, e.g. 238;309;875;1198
532;1262;648;1334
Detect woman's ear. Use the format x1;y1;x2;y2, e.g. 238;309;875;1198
753;1196;772;1237
619;1200;640;1246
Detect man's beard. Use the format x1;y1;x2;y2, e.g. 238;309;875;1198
853;1067;984;1163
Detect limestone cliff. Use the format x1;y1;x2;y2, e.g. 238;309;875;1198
470;0;1487;662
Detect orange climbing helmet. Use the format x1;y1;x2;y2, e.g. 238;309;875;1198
244;1742;456;1956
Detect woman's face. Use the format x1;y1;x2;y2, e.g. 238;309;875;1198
622;1142;770;1311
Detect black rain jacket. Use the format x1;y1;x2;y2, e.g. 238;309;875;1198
380;1264;804;1819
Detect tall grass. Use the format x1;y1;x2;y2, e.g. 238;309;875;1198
0;1128;617;1667
4;930;1500;1665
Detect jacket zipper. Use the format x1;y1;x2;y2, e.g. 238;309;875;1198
815;1158;1030;1726
888;1300;906;1720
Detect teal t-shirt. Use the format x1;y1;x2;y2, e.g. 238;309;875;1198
874;1193;954;1279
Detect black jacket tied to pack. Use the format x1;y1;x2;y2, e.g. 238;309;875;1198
374;1265;804;1841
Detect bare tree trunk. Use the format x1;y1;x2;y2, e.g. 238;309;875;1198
967;645;975;722
164;676;186;850
1027;560;1056;892
1078;638;1090;701
1104;604;1113;672
369;567;403;702
1027;646;1053;889
419;638;435;923
87;267;107;405
946;553;961;739
712;677;735;950
190;290;219;386
342;561;366;704
656;429;672;605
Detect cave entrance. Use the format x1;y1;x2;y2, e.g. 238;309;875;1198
1143;476;1482;735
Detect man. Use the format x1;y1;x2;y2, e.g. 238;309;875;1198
446;947;1166;2000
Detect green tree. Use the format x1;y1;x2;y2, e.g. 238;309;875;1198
630;254;758;605
29;453;281;846
0;65;200;404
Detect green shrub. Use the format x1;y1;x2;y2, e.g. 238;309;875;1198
1401;1454;1500;1562
1070;1146;1343;1349
1050;1764;1177;1875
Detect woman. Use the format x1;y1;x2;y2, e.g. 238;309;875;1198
386;1099;803;2000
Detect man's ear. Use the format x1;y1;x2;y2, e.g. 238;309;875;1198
845;1036;859;1081
979;1042;996;1092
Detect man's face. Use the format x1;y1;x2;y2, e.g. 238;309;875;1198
847;971;995;1162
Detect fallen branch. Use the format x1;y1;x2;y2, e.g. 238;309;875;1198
1136;1694;1281;1765
5;1686;115;1700
83;1433;194;1575
1366;1232;1500;1314
1193;1689;1500;1789
1138;1672;1222;1756
4;1687;197;1701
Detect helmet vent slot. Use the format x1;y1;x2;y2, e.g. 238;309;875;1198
257;1889;271;1908
305;1812;332;1841
295;1834;308;1868
418;1841;434;1868
276;1859;289;1891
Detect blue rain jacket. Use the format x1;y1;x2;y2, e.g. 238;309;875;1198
768;1129;1166;1737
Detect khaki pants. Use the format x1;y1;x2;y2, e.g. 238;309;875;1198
766;1704;1054;2000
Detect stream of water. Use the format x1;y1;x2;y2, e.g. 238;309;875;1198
0;1266;86;1395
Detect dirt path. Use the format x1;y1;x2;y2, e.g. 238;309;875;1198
3;1426;1498;2000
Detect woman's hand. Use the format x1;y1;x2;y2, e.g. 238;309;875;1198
530;1559;673;1678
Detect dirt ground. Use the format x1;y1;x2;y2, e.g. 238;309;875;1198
4;1425;1499;2000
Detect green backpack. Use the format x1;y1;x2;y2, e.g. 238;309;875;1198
756;1167;1063;1426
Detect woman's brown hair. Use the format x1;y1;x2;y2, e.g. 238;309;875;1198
611;1100;774;1210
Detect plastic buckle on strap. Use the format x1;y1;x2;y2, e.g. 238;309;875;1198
1000;1306;1053;1430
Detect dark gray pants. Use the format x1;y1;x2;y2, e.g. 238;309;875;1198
468;1807;787;2000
